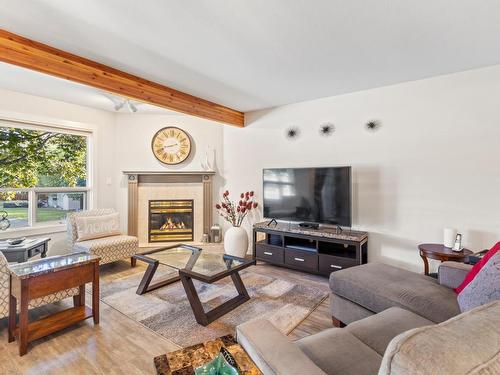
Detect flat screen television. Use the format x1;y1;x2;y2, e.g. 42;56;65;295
263;167;351;227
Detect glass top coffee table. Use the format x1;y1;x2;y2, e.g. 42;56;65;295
133;244;256;326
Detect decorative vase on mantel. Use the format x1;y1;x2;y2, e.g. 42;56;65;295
215;190;258;258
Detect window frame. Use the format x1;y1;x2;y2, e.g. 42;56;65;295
0;119;93;231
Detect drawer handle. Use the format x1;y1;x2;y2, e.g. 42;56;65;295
264;252;273;256
294;257;305;262
330;264;342;269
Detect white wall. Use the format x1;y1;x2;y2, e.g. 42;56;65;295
0;88;116;255
112;114;225;233
223;65;500;272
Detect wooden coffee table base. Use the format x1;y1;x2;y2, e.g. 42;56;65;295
180;271;250;326
133;252;254;326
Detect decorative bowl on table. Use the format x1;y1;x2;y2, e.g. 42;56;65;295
195;347;239;375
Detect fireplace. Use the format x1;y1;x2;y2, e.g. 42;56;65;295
148;200;194;242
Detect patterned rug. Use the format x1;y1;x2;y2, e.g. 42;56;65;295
96;258;329;348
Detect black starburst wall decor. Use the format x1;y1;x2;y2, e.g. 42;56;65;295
286;126;300;139
365;120;381;132
319;123;335;136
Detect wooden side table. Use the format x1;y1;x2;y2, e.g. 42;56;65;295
418;243;473;276
8;252;100;356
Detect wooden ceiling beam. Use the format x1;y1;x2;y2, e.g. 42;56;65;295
0;29;245;127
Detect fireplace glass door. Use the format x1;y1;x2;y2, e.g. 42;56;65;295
149;200;194;242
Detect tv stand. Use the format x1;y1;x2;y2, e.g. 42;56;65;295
298;222;319;229
252;221;368;276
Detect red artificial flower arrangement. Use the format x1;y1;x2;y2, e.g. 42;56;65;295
215;190;258;227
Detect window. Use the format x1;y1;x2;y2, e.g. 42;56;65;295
0;121;91;229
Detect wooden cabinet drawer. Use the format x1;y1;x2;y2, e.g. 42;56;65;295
256;244;284;264
285;249;318;272
319;254;357;274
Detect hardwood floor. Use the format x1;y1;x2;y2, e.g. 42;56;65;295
0;260;332;374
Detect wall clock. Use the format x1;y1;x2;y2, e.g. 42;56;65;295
151;126;192;165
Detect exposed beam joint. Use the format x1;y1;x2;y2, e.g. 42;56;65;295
0;29;244;127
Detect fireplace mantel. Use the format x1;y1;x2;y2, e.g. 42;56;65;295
123;170;215;242
123;171;215;176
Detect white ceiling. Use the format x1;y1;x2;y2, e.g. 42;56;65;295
1;0;500;112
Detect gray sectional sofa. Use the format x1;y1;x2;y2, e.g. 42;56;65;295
236;262;500;374
329;261;467;325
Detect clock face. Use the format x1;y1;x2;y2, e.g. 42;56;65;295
151;127;192;165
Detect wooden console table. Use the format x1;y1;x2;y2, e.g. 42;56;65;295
8;252;100;356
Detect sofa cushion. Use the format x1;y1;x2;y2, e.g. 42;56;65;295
330;292;374;324
455;241;500;293
236;319;326;375
438;262;472;289
329;263;460;323
379;301;500;375
296;327;382;375
346;307;433;356
75;212;121;241
457;252;500;312
73;235;138;265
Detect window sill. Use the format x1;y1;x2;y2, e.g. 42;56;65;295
0;223;67;239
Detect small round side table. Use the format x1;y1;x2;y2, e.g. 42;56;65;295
418;243;473;276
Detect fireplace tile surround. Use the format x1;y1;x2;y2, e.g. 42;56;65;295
123;171;214;246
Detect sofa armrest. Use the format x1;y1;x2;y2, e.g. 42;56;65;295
236;319;326;375
438;262;472;289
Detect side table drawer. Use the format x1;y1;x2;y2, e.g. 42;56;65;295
256;244;284;264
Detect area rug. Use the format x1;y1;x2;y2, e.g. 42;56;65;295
96;261;328;348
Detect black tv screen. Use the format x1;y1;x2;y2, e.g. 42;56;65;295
263;167;351;227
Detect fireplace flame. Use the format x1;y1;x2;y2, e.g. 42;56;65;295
160;217;187;230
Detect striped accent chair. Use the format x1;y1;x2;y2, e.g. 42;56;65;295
0;252;79;319
67;209;138;266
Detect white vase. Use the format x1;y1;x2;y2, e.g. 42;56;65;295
224;226;248;258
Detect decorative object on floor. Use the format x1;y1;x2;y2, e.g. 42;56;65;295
211;223;222;243
8;252;100;356
216;190;258;257
418;243;473;276
0;210;10;231
365;120;381;131
151;126;192;165
319;122;335;136
154;335;261;375
285;126;300;139
0;237;49;263
97;250;328;347
443;227;458;248
452;233;463;251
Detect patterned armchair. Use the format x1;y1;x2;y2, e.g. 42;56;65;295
67;209;138;266
0;252;79;319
